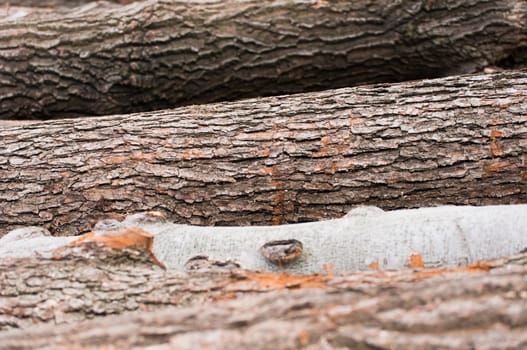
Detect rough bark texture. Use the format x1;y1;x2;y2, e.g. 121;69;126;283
0;242;236;332
0;0;526;119
0;0;136;7
0;245;526;349
1;70;526;237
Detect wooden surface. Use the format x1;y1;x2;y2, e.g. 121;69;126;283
1;2;525;348
0;0;525;119
3;205;526;274
1;70;526;237
0;238;525;348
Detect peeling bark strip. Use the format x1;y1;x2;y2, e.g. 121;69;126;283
1;70;527;236
0;0;526;119
0;252;526;348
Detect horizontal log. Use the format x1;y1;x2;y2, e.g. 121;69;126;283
0;0;526;119
0;243;525;348
1;70;526;237
149;204;527;273
3;205;526;274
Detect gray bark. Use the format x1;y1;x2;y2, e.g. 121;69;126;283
0;245;526;349
0;241;230;332
1;70;527;237
0;0;526;119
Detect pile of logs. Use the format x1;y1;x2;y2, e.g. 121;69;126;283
0;0;526;348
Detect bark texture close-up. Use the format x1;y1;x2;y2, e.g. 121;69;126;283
0;240;526;349
1;70;526;236
1;0;527;348
0;0;526;119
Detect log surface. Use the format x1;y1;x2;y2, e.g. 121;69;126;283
3;205;526;274
0;247;526;349
149;204;527;273
1;70;526;236
0;0;135;7
0;0;526;119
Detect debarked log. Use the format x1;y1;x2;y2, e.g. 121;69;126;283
2;205;527;274
1;70;526;236
144;204;527;274
0;0;526;119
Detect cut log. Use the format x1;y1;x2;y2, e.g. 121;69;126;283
0;0;526;119
1;70;526;237
3;205;526;274
0;239;526;348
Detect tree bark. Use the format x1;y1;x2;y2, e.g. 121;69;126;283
0;0;136;7
0;241;526;348
0;0;526;119
1;70;526;237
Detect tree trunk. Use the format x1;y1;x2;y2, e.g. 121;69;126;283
1;70;526;237
0;240;526;348
0;0;526;119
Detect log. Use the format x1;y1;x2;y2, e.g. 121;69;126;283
147;204;527;273
1;70;527;237
3;205;526;274
0;238;526;348
0;233;234;332
0;0;526;119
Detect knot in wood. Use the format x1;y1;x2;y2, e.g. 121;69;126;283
260;239;303;266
